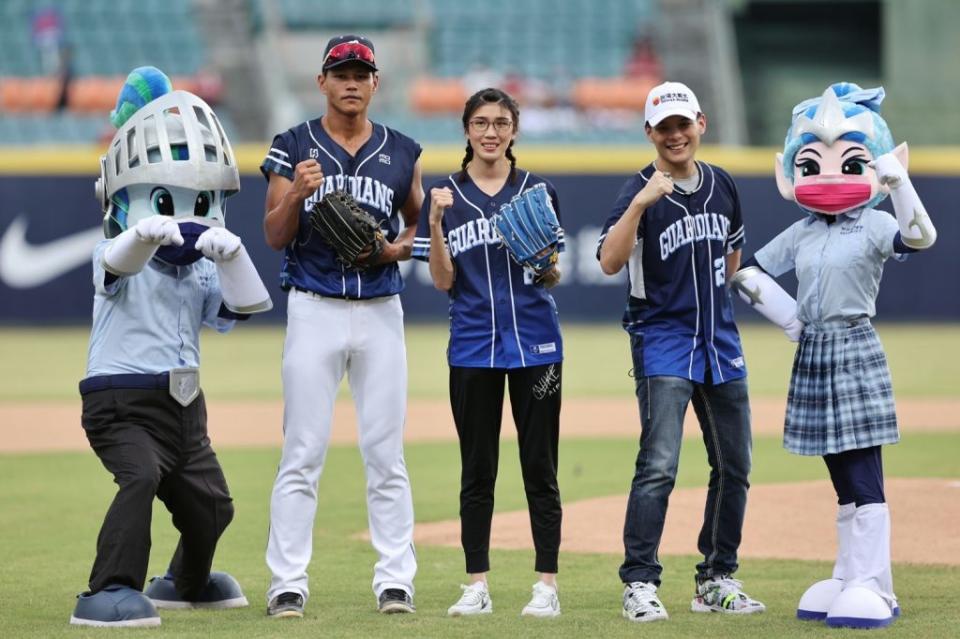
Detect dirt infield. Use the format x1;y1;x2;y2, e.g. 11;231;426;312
3;396;959;453
411;478;960;565
6;398;957;565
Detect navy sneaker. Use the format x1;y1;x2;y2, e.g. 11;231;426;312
378;588;415;614
267;591;305;618
145;572;249;609
70;585;161;627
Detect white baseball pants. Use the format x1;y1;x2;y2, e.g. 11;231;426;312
266;290;416;603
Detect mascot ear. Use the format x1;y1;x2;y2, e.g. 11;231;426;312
892;142;909;171
774;152;795;201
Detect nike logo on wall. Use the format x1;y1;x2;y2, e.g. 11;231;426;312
0;216;102;288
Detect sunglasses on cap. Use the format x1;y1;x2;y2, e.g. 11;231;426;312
323;42;377;70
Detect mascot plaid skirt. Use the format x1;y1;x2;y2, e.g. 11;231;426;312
785;319;899;456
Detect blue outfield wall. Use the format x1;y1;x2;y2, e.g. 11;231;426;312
0;172;958;324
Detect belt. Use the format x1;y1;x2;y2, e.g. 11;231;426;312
79;372;170;395
292;286;324;298
291;286;391;302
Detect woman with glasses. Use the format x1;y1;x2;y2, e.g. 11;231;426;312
412;88;565;618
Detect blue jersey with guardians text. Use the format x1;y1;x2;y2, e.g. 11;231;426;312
597;161;747;383
412;170;564;369
260;118;421;299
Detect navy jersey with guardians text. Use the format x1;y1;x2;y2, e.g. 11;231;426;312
412;170;564;369
597;161;747;383
260;118;421;299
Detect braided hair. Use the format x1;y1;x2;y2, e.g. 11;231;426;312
458;87;520;184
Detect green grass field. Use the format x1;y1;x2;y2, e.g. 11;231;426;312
0;324;958;637
1;323;958;401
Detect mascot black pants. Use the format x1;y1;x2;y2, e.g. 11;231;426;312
80;384;233;596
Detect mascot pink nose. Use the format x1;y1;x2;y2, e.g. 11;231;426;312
795;183;872;214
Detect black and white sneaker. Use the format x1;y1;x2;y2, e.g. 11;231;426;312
622;581;668;623
267;591;304;618
378;588;415;614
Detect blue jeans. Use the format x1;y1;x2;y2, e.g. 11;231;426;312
620;334;752;586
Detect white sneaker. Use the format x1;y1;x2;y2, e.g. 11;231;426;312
691;574;765;614
521;582;560;618
622;581;668;622
447;582;492;617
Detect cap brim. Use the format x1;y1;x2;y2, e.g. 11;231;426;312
323;59;378;72
646;107;698;127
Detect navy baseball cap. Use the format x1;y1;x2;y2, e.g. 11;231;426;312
322;35;378;72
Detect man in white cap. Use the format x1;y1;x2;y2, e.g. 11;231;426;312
596;81;765;623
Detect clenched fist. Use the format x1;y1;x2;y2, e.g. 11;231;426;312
195;227;243;262
290;159;325;201
869;153;909;190
134;216;184;246
632;169;674;211
429;187;454;225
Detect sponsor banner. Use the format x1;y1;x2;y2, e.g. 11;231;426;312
1;174;957;323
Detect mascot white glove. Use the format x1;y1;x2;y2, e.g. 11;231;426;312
196;227;273;314
731;266;804;342
195;227;242;262
870;149;937;250
871;153;910;190
103;216;184;276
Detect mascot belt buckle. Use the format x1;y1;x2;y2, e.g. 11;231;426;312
169;368;200;407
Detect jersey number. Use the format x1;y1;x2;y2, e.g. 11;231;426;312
714;257;725;288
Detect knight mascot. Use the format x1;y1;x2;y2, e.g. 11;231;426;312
70;67;272;627
731;82;937;629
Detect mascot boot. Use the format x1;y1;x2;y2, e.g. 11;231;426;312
145;571;248;609
797;502;853;620
826;503;899;629
70;585;161;627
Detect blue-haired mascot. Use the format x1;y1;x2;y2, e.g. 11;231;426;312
70;67;272;627
731;83;937;629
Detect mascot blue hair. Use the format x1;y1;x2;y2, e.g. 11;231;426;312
731;82;938;630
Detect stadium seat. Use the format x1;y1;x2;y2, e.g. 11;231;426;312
0;77;62;113
410;77;467;114
66;77;118;113
571;77;659;111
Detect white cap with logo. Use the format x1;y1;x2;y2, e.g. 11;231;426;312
644;81;701;126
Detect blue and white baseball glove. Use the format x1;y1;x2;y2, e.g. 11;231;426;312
492;183;560;274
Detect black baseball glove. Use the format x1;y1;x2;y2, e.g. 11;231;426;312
309;190;385;269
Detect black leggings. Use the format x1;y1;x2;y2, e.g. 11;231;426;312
449;363;562;574
823;445;885;506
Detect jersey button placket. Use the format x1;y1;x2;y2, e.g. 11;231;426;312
177;267;189;365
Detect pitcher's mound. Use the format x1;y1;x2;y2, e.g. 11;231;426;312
413;478;960;565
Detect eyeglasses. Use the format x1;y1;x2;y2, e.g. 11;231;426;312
468;118;514;133
323;42;376;68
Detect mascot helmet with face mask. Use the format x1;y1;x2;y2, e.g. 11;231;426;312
775;82;901;216
95;67;240;265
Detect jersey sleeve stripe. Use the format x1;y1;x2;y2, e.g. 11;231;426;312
727;226;745;245
265;153;292;169
261;158;294;179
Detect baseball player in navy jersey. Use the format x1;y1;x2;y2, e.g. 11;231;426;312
412;88;564;618
596;82;764;622
259;35;424;617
